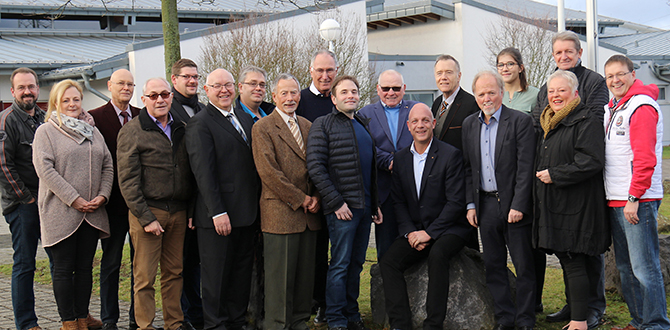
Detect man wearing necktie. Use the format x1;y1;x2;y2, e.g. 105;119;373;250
185;68;260;330
358;70;417;261
251;73;321;330
89;69;141;330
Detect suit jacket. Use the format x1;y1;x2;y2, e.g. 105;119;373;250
358;99;417;203
251;111;320;234
185;103;259;229
89;101;141;216
431;88;480;151
461;105;535;222
391;139;471;240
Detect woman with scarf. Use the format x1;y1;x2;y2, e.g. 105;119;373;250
534;70;610;330
33;79;113;330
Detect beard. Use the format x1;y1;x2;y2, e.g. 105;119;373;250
15;94;36;111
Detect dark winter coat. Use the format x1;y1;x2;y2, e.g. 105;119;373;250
533;102;610;256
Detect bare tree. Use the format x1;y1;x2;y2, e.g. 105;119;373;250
483;13;556;88
199;8;376;104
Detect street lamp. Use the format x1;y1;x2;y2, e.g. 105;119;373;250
319;19;342;52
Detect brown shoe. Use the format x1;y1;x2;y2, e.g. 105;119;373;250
28;327;43;330
611;325;638;330
61;320;79;330
85;314;103;330
78;318;89;330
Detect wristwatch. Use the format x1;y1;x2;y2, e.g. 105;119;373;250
628;194;640;203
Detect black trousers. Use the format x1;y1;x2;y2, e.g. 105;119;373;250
380;235;466;330
198;225;255;330
181;228;204;326
100;212;135;324
313;214;329;309
479;194;536;328
51;221;100;321
555;252;591;321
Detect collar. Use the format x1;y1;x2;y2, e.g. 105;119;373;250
381;100;402;110
309;83;330;97
240;100;267;119
212;103;234;117
275;107;297;125
478;105;502;124
410;138;433;157
111;101;131;117
443;86;460;106
146;110;173;128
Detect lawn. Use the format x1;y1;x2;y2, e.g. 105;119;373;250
3;243;669;329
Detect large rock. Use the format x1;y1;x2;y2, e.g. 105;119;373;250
604;234;670;297
371;247;512;330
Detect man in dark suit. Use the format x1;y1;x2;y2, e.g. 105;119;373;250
461;71;536;330
185;68;259;330
379;103;471;330
169;58;204;330
431;54;479;151
251;73;321;330
89;69;141;330
358;69;416;261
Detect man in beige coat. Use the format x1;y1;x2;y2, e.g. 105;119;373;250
251;73;321;330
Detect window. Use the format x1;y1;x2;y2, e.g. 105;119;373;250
405;92;435;105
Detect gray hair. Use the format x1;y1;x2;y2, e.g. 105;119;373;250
552;31;581;52
472;70;504;93
434;54;461;73
143;77;170;94
547;70;579;94
310;49;338;68
238;65;267;84
272;73;301;91
377;69;404;85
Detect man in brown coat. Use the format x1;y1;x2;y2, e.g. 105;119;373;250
251;73;321;330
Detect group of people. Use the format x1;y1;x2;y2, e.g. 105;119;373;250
0;29;667;330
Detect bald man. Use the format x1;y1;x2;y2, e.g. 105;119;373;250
379;103;471;330
185;69;260;330
89;69;141;330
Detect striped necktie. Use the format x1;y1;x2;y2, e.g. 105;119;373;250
289;117;305;153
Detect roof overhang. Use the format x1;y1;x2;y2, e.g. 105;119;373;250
366;0;454;30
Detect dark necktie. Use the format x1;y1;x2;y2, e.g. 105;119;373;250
120;111;130;125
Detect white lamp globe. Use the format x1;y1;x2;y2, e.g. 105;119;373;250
319;19;342;42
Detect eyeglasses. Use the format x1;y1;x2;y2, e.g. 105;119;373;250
242;82;267;89
207;82;235;90
311;68;337;75
497;62;518;69
380;86;402;92
605;71;631;81
144;91;172;100
111;81;135;88
176;74;200;80
14;85;38;92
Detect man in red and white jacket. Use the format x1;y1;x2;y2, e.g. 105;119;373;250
604;54;669;330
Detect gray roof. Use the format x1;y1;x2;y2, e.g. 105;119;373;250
602;30;670;59
0;29;162;70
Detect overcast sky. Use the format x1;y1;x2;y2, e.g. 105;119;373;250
533;0;670;30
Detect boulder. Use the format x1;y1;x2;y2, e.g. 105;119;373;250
371;247;512;330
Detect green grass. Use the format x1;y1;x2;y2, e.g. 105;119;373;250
663;146;670;160
3;244;669;329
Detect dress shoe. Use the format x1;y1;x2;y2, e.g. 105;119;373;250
491;324;514;330
61;320;79;330
347;320;370;330
85;314;104;330
182;322;196;330
535;303;544;314
587;310;602;330
611;324;638;330
546;305;571;323
102;323;118;330
78;319;89;330
128;321;139;330
314;307;327;325
28;327;43;330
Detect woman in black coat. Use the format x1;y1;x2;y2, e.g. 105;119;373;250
534;70;610;330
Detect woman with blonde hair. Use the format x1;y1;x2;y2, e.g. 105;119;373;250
33;79;113;330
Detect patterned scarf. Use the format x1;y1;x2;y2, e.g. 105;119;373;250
540;96;581;138
52;110;96;140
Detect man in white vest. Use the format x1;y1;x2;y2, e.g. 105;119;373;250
604;54;670;330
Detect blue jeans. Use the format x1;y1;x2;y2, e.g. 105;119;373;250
325;207;372;328
5;203;42;330
610;200;670;330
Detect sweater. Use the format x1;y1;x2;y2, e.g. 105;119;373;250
296;88;333;122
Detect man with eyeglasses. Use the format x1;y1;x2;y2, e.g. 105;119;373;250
169;58;204;330
0;67;50;330
358;70;417;262
118;77;194;330
185;69;259;330
295;49;339;325
604;55;669;330
89;69;141;330
235;65;274;123
532;30;609;329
